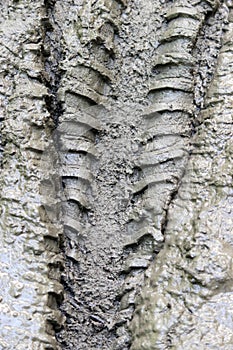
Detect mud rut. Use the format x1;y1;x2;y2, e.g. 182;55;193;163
0;0;232;349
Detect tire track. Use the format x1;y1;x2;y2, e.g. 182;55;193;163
129;2;233;348
49;1;128;349
117;0;226;346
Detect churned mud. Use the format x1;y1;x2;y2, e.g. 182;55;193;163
0;0;232;349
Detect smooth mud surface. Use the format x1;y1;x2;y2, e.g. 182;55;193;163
0;0;232;350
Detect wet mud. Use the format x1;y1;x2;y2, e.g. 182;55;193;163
0;0;232;349
0;1;63;349
130;2;233;349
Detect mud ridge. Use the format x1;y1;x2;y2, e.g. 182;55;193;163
0;2;64;348
193;0;229;117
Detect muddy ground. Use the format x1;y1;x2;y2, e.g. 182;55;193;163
0;0;232;349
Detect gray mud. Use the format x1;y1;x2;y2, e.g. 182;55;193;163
130;3;233;349
0;0;232;350
0;1;63;349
